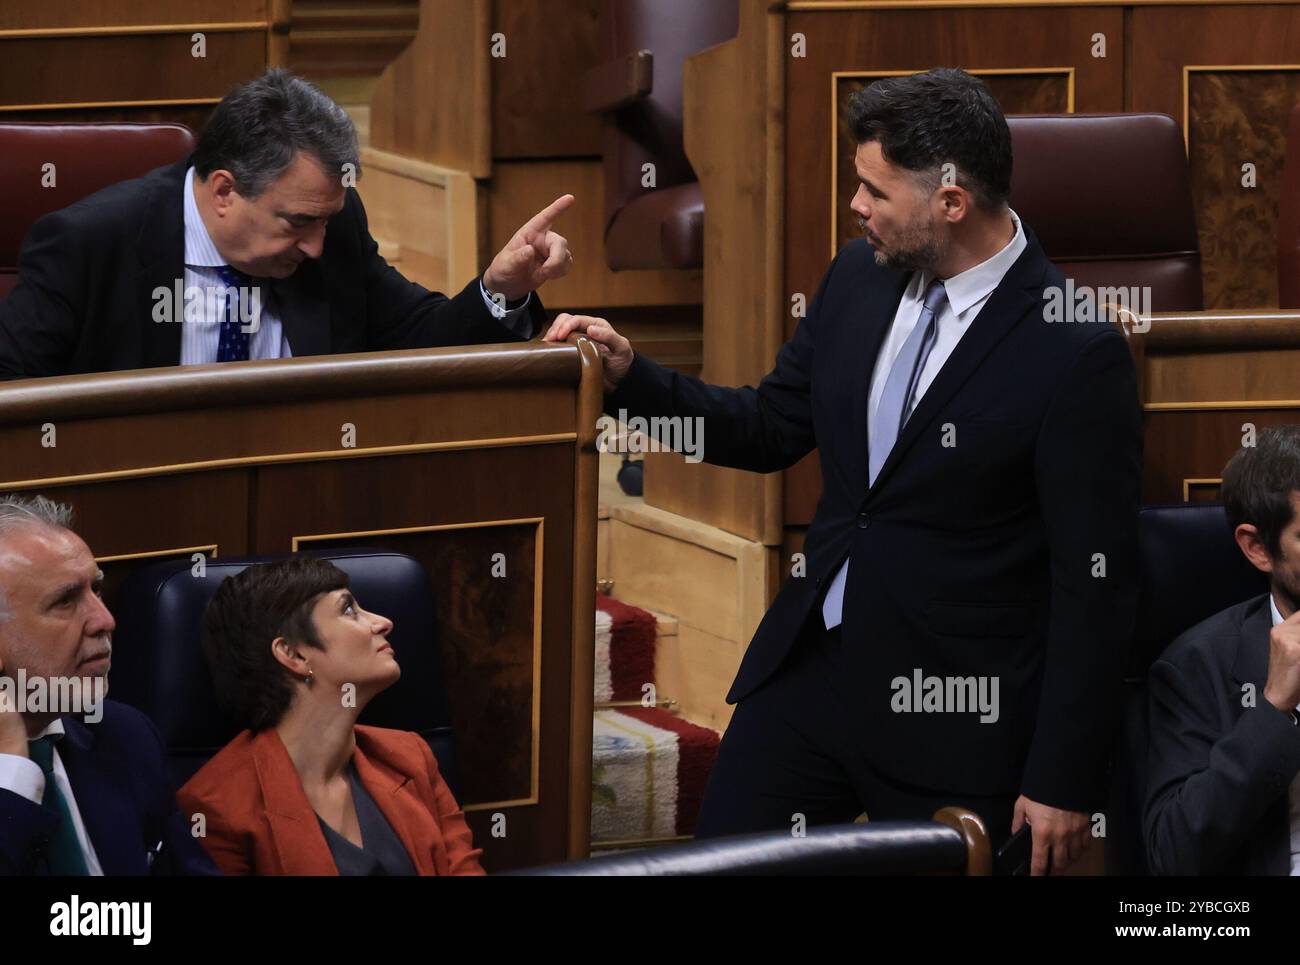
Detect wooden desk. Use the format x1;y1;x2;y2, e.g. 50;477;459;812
1119;310;1300;503
0;339;602;870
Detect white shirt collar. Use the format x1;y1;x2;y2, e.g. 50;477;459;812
35;718;66;740
927;208;1026;318
183;166;228;269
1271;593;1286;627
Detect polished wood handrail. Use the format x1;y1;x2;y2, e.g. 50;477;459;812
0;341;584;424
933;806;993;876
1131;310;1300;349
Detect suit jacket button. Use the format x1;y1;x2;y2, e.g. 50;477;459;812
857;512;871;529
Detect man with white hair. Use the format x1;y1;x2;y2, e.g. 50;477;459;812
0;495;216;874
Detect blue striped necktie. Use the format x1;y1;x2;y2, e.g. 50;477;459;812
215;265;253;363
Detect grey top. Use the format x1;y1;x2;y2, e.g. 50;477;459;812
316;765;418;877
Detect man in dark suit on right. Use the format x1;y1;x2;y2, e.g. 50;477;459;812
547;68;1142;874
1146;425;1300;875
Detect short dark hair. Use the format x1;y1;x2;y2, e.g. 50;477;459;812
1221;425;1300;557
202;557;349;732
193;68;360;198
845;68;1013;212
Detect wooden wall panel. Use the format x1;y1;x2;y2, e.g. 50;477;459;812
1188;69;1300;307
285;0;419;79
5;471;252;617
369;0;490;176
0;32;266;113
0;3;268;128
1143;407;1300;503
1129;4;1300;308
0;1;266;30
490;0;603;158
0;105;218;130
356;146;480;294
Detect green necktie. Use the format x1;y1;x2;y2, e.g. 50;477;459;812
27;735;91;876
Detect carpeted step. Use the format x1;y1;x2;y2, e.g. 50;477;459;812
594;594;656;703
592;595;720;843
592;706;719;841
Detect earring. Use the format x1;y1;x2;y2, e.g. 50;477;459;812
304;667;314;686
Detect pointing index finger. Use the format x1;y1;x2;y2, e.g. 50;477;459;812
524;194;575;233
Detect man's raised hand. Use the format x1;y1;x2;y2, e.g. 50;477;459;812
1264;606;1300;716
484;194;575;302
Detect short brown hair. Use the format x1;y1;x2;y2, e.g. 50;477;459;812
202;557;349;732
1221;425;1300;557
844;68;1012;212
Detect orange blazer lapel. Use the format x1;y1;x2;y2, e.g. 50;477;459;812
250;729;339;876
353;736;443;876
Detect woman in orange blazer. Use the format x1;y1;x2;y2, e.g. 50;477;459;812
177;557;484;876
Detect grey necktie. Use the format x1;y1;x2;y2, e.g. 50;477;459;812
868;278;948;486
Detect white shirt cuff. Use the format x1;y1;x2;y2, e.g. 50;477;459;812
0;752;45;805
478;279;534;336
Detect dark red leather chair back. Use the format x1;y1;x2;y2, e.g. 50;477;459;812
0;122;196;298
592;0;738;270
1008;113;1203;312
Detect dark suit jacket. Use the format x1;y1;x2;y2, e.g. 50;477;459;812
1145;594;1300;875
0;700;219;875
605;230;1142;809
0;158;546;379
176;724;484;876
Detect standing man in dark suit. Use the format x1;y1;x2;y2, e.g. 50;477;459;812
1146;425;1300;875
546;69;1141;874
0;495;217;875
0;68;573;379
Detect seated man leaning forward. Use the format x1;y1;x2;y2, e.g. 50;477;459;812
1146;424;1300;874
0;68;574;379
0;495;218;875
178;557;484;875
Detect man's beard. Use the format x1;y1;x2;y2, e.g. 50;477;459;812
1273;566;1300;618
861;214;947;272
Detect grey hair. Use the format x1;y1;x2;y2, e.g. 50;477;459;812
192;67;360;199
0;495;74;621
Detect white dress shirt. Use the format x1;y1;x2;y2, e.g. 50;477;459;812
0;718;104;875
179;166;533;365
822;210;1028;630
